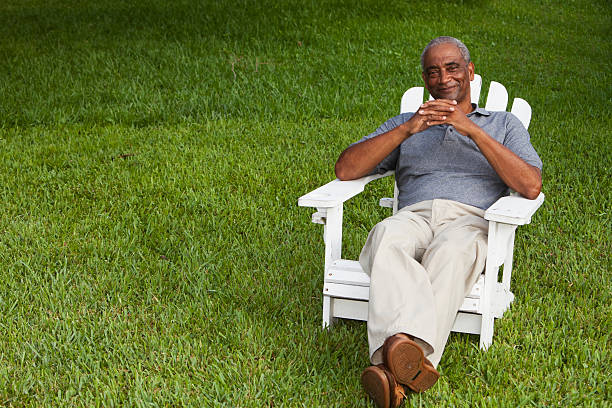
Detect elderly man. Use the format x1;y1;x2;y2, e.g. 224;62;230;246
334;36;542;407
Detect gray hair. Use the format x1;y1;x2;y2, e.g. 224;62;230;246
420;36;471;70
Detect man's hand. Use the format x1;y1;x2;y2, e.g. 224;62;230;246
412;99;476;136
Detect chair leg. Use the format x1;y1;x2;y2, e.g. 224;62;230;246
479;313;494;350
322;295;336;328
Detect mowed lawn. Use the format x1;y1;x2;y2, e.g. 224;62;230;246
0;0;609;406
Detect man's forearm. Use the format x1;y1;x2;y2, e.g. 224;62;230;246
334;125;410;180
469;126;542;199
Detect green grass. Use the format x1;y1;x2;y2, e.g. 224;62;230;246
0;0;610;406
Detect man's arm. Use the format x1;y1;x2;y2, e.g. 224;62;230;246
334;105;455;180
465;126;542;198
419;99;542;199
334;125;406;180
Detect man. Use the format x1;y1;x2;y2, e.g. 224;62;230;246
334;36;542;407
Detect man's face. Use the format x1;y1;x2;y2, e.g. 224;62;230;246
421;43;474;103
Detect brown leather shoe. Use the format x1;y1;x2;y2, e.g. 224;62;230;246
382;333;440;393
361;364;406;408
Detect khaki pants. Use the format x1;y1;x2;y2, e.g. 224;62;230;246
359;199;488;368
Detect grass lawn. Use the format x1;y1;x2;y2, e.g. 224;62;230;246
0;0;610;406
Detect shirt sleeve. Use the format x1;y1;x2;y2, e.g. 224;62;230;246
350;113;413;175
503;113;543;170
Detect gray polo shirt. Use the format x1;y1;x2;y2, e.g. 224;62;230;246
355;106;543;210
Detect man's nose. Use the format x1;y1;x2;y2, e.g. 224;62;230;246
440;69;452;83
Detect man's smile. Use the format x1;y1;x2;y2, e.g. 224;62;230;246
437;84;458;92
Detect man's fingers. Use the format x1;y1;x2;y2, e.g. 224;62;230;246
421;99;457;107
419;108;454;116
420;101;456;108
417;110;450;122
424;113;450;126
418;102;456;115
426;119;447;126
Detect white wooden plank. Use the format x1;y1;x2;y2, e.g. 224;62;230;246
323;205;343;272
331;298;368;321
471;74;482;106
322;276;482;312
324;281;481;313
459;297;479;313
326;260;370;286
311;211;325;225
451;312;482;334
511;97;532;129
322;295;333;328
379;197;394;208
479;314;494;350
325;260;484;299
484;192;545;225
492;285;515;318
298;171;394;208
323;282;369;300
486;221;515;268
400;87;424;114
484;81;508;111
329;300;485;328
329;259;364;273
466;274;483;299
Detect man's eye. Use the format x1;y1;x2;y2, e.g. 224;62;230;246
428;71;440;77
447;65;459;72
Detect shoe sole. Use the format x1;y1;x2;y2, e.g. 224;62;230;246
384;334;440;393
361;366;391;408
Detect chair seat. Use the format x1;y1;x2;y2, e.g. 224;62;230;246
323;259;513;318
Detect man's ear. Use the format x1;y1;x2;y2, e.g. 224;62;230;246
421;71;427;84
468;61;475;81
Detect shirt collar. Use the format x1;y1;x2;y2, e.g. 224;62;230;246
467;104;491;116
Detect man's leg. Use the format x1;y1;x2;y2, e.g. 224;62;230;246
420;200;489;367
359;201;436;364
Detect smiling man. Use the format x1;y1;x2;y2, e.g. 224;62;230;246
334;37;542;407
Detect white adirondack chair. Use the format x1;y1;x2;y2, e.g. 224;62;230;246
298;74;544;350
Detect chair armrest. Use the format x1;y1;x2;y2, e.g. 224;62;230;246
298;171;394;208
484;192;545;225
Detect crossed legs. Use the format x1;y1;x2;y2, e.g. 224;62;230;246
359;200;488;405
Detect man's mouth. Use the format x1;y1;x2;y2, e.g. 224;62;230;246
437;85;457;92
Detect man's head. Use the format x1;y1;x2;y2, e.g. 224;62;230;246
420;36;475;106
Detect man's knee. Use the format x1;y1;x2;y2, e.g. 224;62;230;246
422;229;488;272
428;238;475;260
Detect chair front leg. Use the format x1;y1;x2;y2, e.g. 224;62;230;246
479;276;495;350
322;295;335;328
480;220;503;350
480;220;519;349
320;204;343;328
322;204;344;272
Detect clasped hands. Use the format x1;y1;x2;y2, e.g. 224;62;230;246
401;99;477;138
